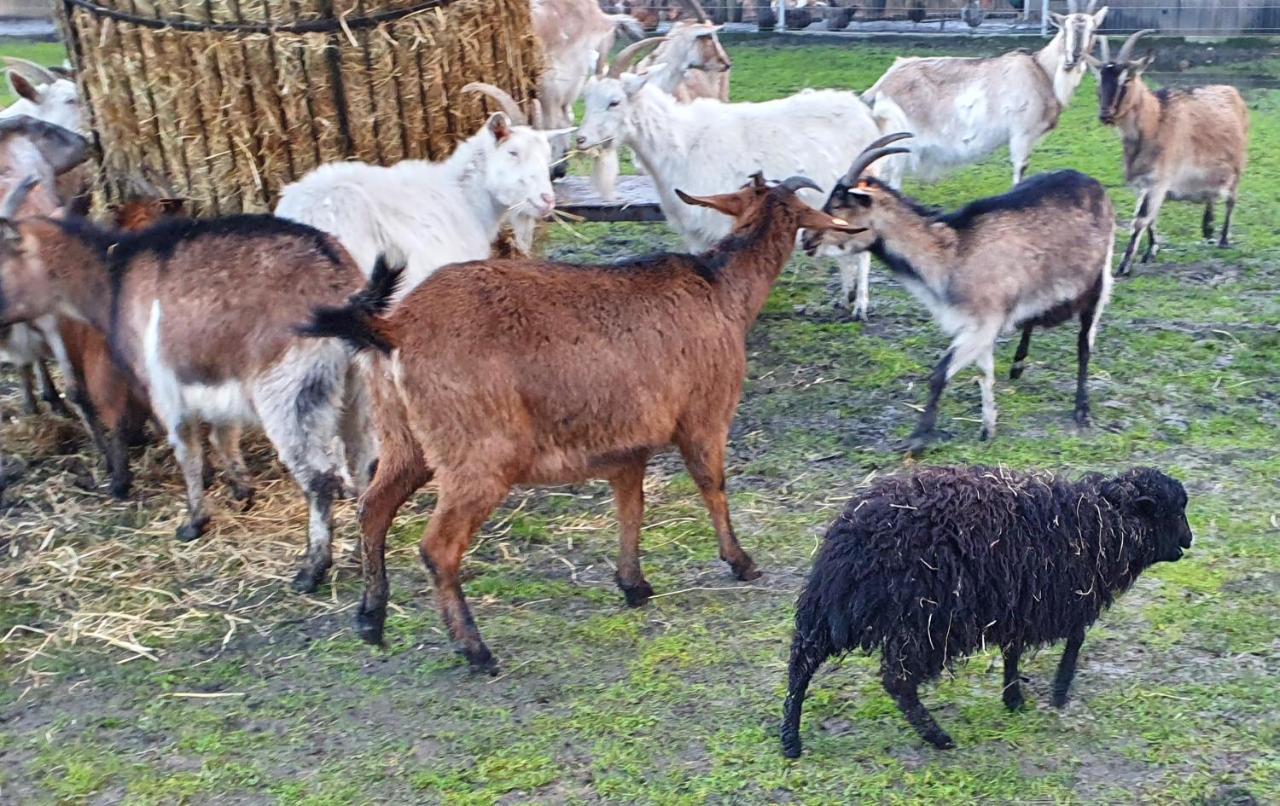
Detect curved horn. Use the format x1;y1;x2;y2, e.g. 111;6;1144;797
530;97;545;129
780;176;821;193
608;36;667;78
1116;29;1156;64
842;146;912;184
0;175;39;220
2;56;58;85
862;131;914;152
676;0;710;22
1098;34;1111;62
462;82;528;125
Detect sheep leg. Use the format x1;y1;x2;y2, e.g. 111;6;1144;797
35;359;70;416
977;349;997;442
1219;193;1236;248
1051;625;1086;707
677;435;760;582
1009;326;1033;380
210;423;254;510
353;437;431;646
18;365;38;414
1202;202;1215;240
170;420;211;542
421;477;508;673
1001;644;1025;711
611;461;654;607
781;631;831;758
882;672;954;750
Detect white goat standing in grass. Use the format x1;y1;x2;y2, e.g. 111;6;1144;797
276;87;569;300
576;46;908;319
864;0;1108;186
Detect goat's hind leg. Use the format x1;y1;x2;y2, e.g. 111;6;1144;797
170;420;211;541
677;432;760;582
1219;191;1237;248
1002;643;1025;711
17;364;38;415
1202;202;1216;240
1009;326;1033;380
1074;277;1104;429
210;423;254;510
882;667;954;749
611;460;655;607
35;360;70;416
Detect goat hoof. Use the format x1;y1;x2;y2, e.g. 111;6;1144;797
354;606;386;646
905;435;932;457
109;477;132;501
926;732;956;750
733;560;762;582
780;731;803;759
1009;366;1025;381
617;575;655;607
461;644;498;675
230;484;256;512
1218;239;1231;249
1051;690;1070;709
979;427;995;442
175;515;210;542
1004;691;1026;712
290;564;329;594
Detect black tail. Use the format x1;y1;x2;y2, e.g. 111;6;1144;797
300;255;404;354
780;628;831;759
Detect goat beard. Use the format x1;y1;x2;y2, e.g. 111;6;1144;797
591;145;621;202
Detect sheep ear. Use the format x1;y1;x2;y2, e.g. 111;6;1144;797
487;112;512;143
8;71;40;103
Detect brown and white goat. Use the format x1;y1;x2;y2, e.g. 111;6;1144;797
1088;30;1249;275
804;138;1115;455
0;182;371;592
636;20;732;103
303;175;860;671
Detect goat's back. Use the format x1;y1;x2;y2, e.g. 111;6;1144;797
1137;85;1249;196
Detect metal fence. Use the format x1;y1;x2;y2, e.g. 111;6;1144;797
616;1;1280;35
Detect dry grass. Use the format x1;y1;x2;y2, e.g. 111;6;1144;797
0;396;363;689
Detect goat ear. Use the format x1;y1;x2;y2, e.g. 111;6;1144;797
8;71;40;103
32;124;89;175
1091;6;1108;25
622;69;656;97
486;112;512;143
1048;12;1065;28
1133;53;1154;74
0;220;21;244
675;187;745;218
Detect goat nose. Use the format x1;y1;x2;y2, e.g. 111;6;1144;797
575;134;587;147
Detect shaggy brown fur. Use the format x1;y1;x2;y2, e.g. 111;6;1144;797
304;176;859;671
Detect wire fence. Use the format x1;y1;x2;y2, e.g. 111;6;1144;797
612;1;1280;36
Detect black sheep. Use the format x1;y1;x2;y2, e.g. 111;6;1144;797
780;466;1192;756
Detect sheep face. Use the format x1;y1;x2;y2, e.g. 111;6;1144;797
1123;467;1194;564
481;113;558;219
1096;56;1152;126
1049;7;1108;71
4;73;82;134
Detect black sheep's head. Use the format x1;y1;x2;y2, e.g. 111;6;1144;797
1122;467;1193;563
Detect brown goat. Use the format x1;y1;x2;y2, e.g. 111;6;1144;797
1090;30;1249;275
303;175;860;671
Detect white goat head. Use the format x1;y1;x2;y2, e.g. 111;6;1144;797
643;22;731;79
464;81;574;190
2;59;82;133
576;37;669;153
1049;1;1108;71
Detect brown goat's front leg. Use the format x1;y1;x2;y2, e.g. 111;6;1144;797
170;421;210;542
611;461;654;606
353;448;431;645
1219;193;1237;248
1002;644;1025;712
1118;191;1164;275
422;477;508;673
1202;202;1216;240
907;349;952;455
678;436;759;582
1051;625;1087;707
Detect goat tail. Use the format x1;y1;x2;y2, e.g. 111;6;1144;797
299;254;403;354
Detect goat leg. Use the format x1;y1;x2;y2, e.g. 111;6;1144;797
611;461;655;606
1202;202;1215;240
291;471;341;593
422;478;506;673
1140;222;1160;264
977;350;997;442
18;365;38;415
1117;194;1152;275
1051;625;1087;707
36;359;70;417
210;423;254;511
171;421;211;542
1219;194;1236;248
1075;303;1097;428
105;429;133;500
678;435;760;582
883;669;954;749
907;349;952;455
1002;644;1025;711
1009;326;1033;380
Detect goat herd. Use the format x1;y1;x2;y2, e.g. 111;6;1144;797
0;0;1247;756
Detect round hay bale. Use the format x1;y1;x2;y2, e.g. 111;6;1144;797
54;0;544;216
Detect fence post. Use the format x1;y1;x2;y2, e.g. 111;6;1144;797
1040;0;1049;35
778;0;786;30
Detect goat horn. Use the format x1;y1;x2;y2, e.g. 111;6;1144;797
675;0;710;22
842;146;911;184
1097;34;1111;62
780;176;821;193
2;56;58;85
608;36;667;78
1116;29;1156;64
862;131;914;152
0;175;38;220
530;97;545;129
462;82;528;126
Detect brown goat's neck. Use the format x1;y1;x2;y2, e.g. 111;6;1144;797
31;219;115;331
702;206;800;328
868;197;956;291
1117;80;1162;171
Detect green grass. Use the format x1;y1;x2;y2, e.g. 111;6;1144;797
1;34;1278;805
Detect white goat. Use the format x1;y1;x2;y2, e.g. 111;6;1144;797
576;55;908;319
864;1;1108;185
533;0;644;128
276;89;567;300
1;58;83;134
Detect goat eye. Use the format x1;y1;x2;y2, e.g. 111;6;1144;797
508;150;519;157
608;100;620;109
